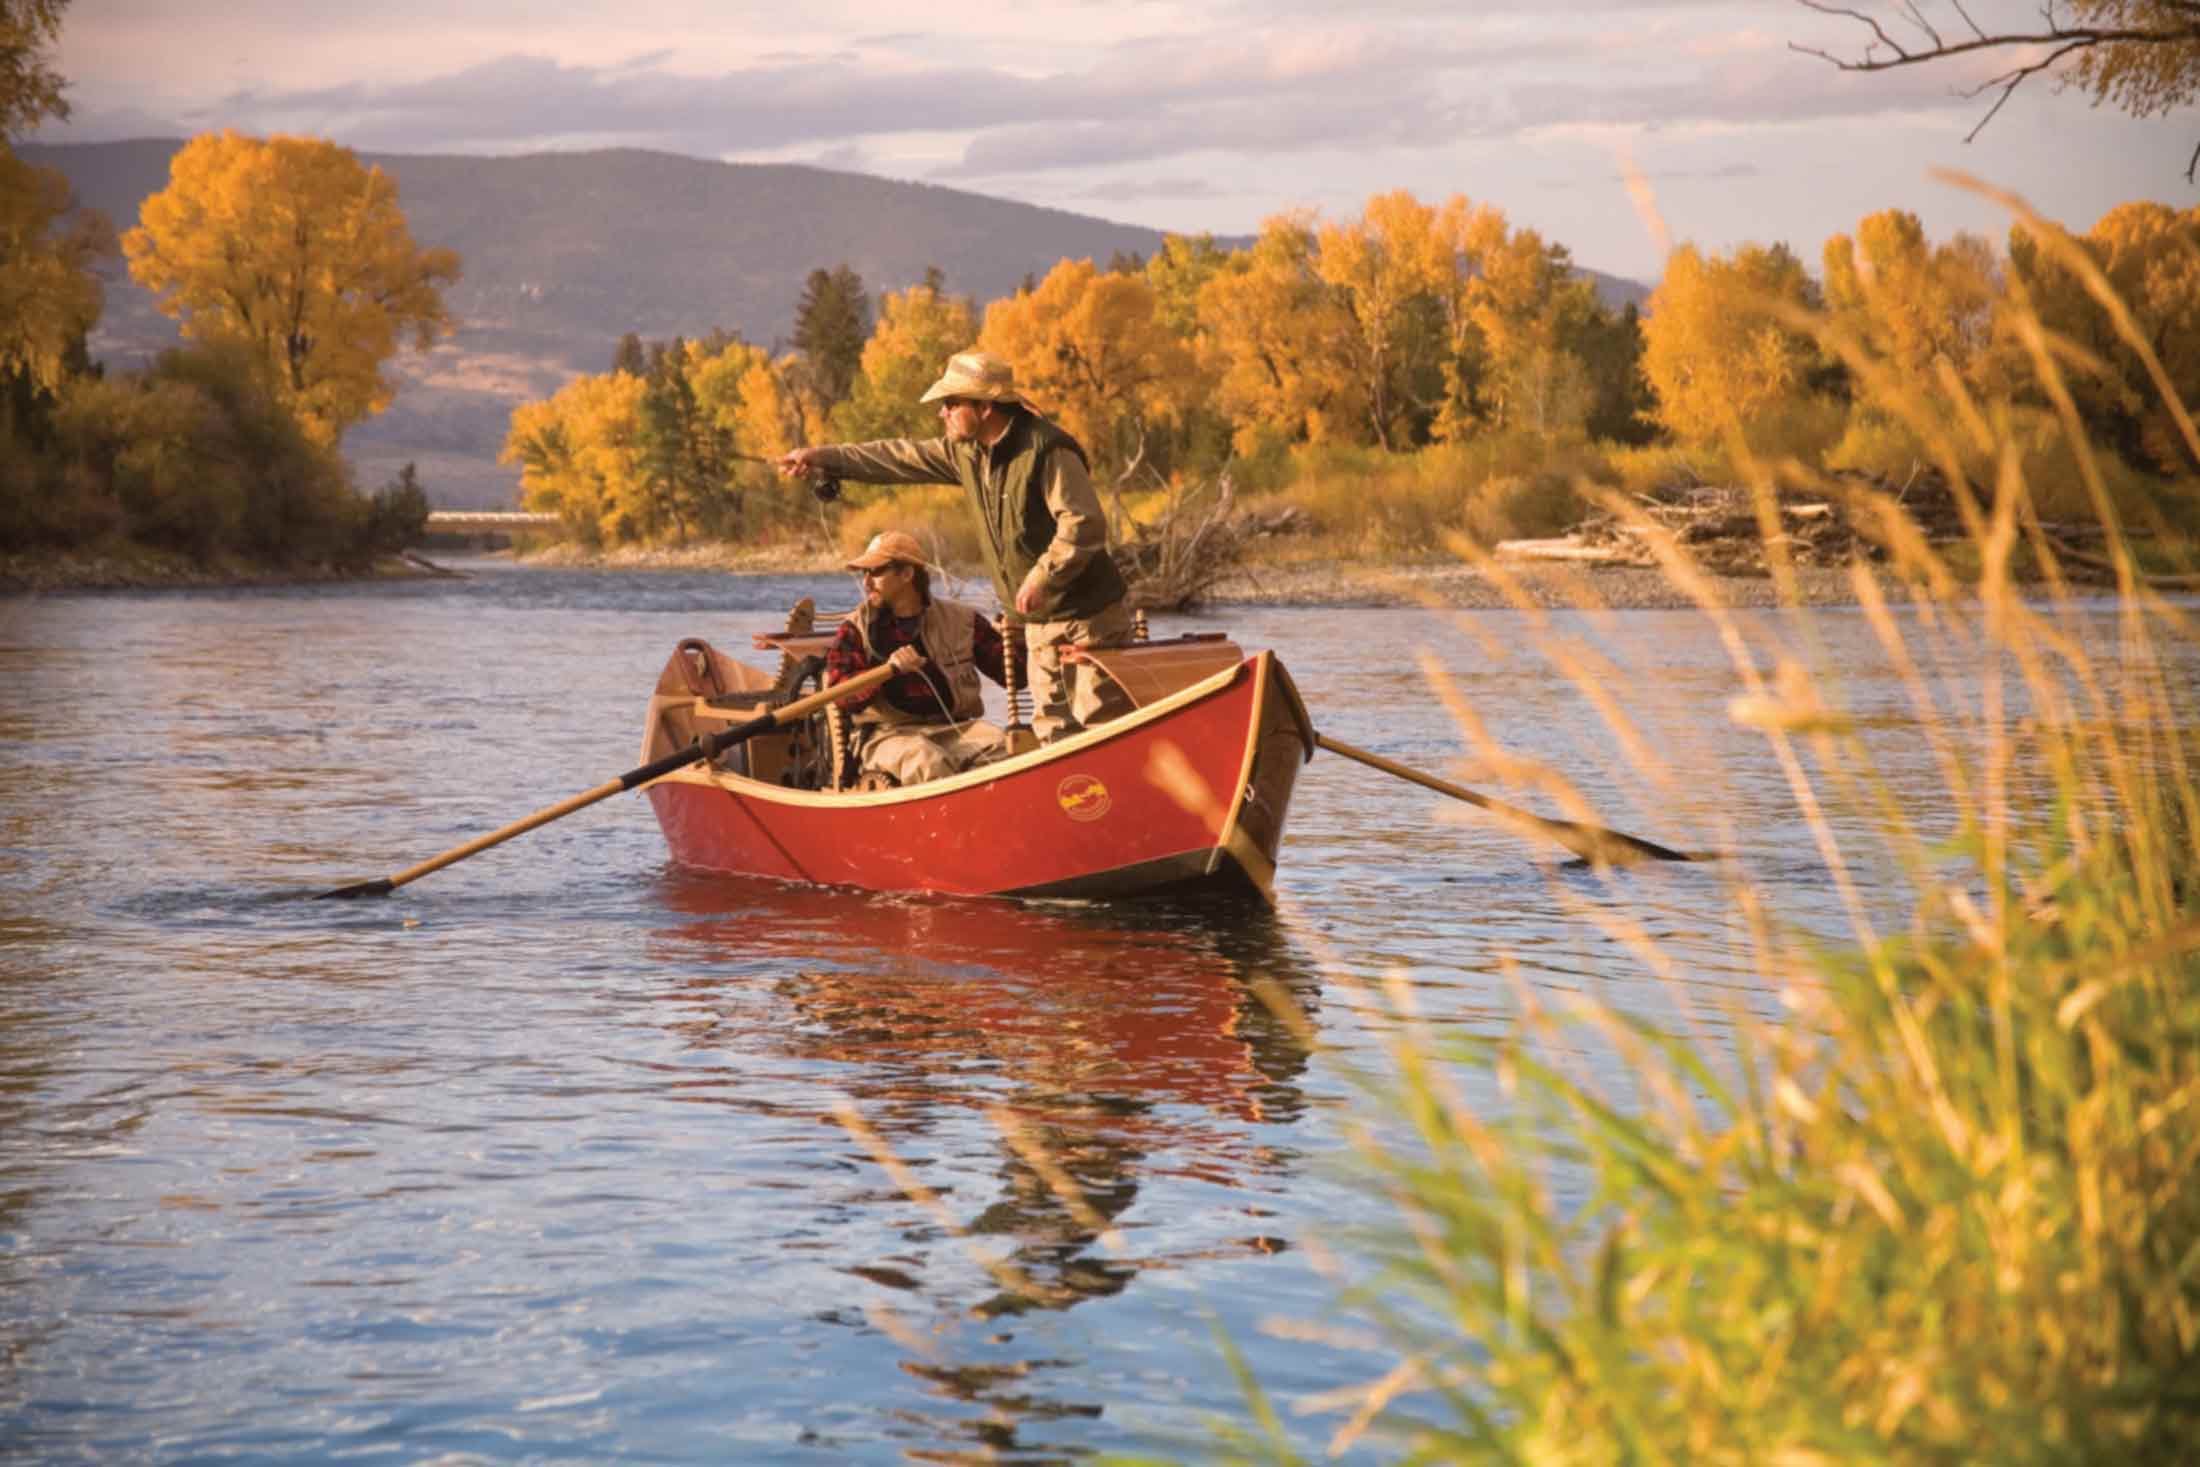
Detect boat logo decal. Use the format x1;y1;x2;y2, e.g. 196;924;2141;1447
1057;773;1111;822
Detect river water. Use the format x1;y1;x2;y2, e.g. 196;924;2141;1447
0;562;2175;1463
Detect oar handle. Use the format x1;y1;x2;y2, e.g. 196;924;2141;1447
318;662;894;899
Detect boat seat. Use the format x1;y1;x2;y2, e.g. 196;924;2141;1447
1063;633;1242;708
751;629;841;660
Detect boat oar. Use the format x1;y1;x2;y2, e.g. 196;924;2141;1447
1314;733;1698;866
317;663;894;899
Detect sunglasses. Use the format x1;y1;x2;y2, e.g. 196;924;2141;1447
862;562;907;579
938;397;980;412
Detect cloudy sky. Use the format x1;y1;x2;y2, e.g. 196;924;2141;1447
39;0;2194;283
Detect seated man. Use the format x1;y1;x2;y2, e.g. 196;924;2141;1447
825;530;1010;788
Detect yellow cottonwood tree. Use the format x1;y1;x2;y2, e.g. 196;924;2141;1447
503;372;649;545
0;147;106;395
978;257;1196;475
1315;190;1457;449
1449;209;1600;440
1823;209;2005;417
2013;200;2200;471
1641;242;1827;447
1195;212;1364;452
122;131;459;446
832;276;978;442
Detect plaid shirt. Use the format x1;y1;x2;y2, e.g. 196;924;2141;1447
825;605;1006;720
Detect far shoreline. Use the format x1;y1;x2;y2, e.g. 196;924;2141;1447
3;538;1949;611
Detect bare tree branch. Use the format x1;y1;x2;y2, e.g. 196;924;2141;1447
1792;0;2200;180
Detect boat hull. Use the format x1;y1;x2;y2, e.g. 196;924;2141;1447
644;651;1311;900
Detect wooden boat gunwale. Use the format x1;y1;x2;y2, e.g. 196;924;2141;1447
637;634;1315;901
641;647;1312;813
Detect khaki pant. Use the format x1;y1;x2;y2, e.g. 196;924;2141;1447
1025;601;1135;743
856;720;1009;787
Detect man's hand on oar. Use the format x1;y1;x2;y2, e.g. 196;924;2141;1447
1314;733;1702;866
317;663;894;899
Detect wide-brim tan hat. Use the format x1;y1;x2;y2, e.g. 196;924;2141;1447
845;529;928;571
918;350;1042;414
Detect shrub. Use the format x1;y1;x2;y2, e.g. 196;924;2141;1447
833;484;984;575
359;462;431;557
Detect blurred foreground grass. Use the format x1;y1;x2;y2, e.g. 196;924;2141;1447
1119;188;2200;1464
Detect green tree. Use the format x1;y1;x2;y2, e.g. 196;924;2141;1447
612;331;647;377
792;263;870;408
1144;232;1232;337
361;461;431;555
122;130;461;446
51;341;358;559
1572;301;1656;446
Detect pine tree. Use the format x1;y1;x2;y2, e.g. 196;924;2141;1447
791;264;870;407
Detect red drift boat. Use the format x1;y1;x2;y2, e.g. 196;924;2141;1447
640;618;1314;902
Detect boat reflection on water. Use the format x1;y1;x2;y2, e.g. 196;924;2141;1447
645;872;1326;1457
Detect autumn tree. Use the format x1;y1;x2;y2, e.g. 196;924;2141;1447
2;0;108;446
2012;200;2200;471
1434;206;1609;441
832;272;978;442
1;143;105;415
1823;208;2006;421
1795;0;2200;178
2;0;68;139
1195;212;1366;453
1641;241;1832;448
689;333;792;525
792;264;870;409
503;371;650;545
978;257;1197;478
122;131;460;446
505;331;799;545
1315;190;1457;449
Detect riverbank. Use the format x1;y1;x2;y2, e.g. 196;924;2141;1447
524;538;1917;610
0;536;2054;609
0;545;463;593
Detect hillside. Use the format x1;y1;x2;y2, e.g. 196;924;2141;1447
23;140;1652;508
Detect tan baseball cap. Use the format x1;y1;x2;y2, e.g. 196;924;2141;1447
919;350;1040;412
845;530;927;571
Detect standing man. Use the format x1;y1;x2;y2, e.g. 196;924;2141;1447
777;350;1134;742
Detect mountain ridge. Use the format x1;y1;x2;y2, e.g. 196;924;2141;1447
23;139;1652;507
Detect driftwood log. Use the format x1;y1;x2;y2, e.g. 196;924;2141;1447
1109;473;1311;610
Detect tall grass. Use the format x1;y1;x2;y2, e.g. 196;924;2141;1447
1133;186;2200;1463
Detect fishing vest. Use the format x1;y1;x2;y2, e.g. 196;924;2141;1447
950;413;1127;619
849;595;987;729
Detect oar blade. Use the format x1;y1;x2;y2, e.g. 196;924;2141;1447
1537;817;1697;866
316;877;397;900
